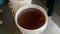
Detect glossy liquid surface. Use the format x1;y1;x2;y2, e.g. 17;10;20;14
17;8;46;30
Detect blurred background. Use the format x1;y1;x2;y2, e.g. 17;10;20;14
4;0;60;27
39;0;60;27
0;0;60;34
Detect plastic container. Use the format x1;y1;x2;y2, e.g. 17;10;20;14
9;0;32;13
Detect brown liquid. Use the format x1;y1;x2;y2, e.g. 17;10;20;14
17;8;46;30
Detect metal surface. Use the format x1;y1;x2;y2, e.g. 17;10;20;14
0;4;20;34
